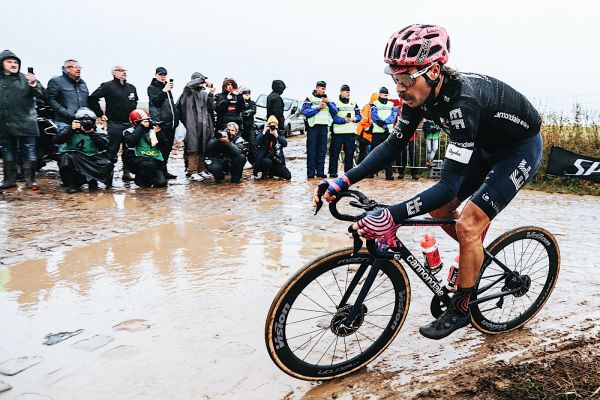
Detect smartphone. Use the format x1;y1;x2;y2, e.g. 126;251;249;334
346;113;352;118
169;78;173;83
27;67;34;74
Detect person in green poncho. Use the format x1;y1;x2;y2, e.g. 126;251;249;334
423;119;441;167
53;107;113;193
122;109;167;188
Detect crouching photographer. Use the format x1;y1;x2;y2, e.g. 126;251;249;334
206;122;247;183
53;108;114;192
122;109;167;188
253;115;291;180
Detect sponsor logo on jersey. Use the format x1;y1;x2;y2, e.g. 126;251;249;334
438;117;451;133
392;126;404;140
493;112;530;129
509;159;532;190
449;108;465;129
406;197;422;216
445;143;473;164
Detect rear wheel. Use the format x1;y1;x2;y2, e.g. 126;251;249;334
265;248;410;380
471;227;560;334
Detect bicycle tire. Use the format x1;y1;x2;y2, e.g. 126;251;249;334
471;226;560;334
265;247;411;380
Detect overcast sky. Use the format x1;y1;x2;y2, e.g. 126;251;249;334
4;0;599;117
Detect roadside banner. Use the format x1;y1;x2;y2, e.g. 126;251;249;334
545;146;600;182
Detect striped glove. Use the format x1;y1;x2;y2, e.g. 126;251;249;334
353;208;400;246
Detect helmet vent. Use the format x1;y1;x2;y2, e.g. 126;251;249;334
424;34;439;39
393;44;403;60
402;30;415;40
387;37;397;59
407;44;421;58
428;45;442;57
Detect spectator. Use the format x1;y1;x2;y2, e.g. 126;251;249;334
395;131;419;180
206;122;247;184
253;115;291;180
355;93;379;166
0;50;46;191
301;81;335;179
214;78;244;130
267;80;286;131
176;72;215;182
423;119;441;167
240;86;257;165
89;64;138;181
53;108;113;192
122;109;167;188
148;67;179;179
47;59;89;131
370;87;398;180
328;84;361;177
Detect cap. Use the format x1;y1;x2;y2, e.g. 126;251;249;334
340;84;350;92
155;67;168;74
316;81;327;88
379;87;389;94
240;86;251;93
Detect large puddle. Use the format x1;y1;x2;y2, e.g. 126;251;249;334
1;136;598;399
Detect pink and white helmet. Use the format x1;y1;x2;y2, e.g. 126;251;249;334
383;24;450;75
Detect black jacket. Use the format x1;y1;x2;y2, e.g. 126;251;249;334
267;80;286;130
207;132;247;160
214;91;245;129
254;129;287;173
147;78;179;130
47;72;89;123
241;98;256;128
0;50;46;138
89;78;138;123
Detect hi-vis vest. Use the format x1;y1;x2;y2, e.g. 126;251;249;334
134;132;164;161
332;99;357;134
371;99;394;133
60;131;101;156
307;95;333;127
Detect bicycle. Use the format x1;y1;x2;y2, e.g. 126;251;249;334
265;189;560;380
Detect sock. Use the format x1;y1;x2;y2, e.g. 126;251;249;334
451;286;473;316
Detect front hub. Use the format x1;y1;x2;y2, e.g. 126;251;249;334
330;304;368;337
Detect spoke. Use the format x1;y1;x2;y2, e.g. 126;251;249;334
288;326;330;341
293;326;326;353
287;313;333;325
367;301;395;314
366;313;394;317
363;319;387;330
356;330;376;343
344;268;349;293
343;336;348;362
365;287;395;302
363;277;389;302
331;336;339;366
353;331;363;353
300;292;332;314
291;307;334;314
316;335;338;365
302;327;330;361
314;278;339;308
331;269;344;299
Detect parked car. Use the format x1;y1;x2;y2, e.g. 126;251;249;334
255;94;305;137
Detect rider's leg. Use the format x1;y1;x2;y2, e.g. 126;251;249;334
455;201;490;289
429;197;463;241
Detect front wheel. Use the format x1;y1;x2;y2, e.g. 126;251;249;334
265;248;410;380
471;227;560;334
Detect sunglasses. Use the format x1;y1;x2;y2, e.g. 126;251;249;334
392;63;436;88
114;69;127;72
157;73;167;76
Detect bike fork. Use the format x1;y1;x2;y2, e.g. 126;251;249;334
341;258;382;326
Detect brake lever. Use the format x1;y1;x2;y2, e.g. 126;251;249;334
314;181;329;215
349;226;364;256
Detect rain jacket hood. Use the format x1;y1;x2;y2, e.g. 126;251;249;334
0;50;21;73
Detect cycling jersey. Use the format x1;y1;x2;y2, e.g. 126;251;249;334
346;71;542;221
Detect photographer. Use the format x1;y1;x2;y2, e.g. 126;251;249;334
53;108;113;193
254;116;291;180
240;86;257;165
206;122;247;184
122;109;167;188
147;67;179;179
214;78;244;130
0;50;46;191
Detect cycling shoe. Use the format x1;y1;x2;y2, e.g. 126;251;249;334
419;307;470;340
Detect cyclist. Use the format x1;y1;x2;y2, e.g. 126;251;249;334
314;24;543;340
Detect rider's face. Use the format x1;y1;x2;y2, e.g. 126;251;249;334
394;64;440;108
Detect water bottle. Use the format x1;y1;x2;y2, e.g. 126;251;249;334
446;255;460;291
420;234;443;274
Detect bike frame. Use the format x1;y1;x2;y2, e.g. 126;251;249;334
341;218;529;326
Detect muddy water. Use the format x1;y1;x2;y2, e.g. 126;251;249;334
0;136;598;399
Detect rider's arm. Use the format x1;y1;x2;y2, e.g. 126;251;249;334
345;105;423;184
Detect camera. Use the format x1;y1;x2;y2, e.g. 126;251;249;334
149;120;163;128
80;118;95;131
219;130;228;138
267;124;277;131
346;113;352;118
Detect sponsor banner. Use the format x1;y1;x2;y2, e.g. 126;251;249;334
545;146;600;182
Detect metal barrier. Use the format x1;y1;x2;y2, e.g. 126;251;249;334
390;128;448;178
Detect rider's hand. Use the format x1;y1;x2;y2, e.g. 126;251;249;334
312;176;351;207
351;208;400;245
